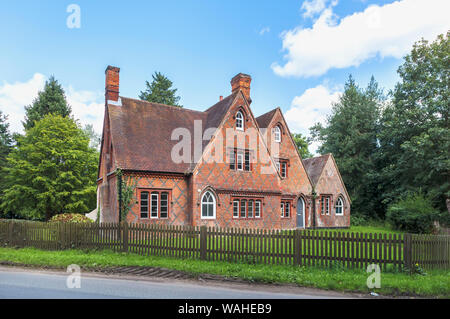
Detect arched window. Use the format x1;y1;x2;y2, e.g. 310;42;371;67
273;126;281;142
236;111;244;130
335;197;344;215
201;191;216;219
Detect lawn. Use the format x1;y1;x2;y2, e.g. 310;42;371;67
0;247;448;298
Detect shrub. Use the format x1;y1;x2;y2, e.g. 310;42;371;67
49;213;93;224
386;193;439;234
350;214;368;226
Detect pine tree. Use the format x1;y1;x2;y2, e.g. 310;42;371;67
310;75;383;218
139;72;182;107
23;76;72;130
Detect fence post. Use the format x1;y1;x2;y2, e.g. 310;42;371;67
122;222;128;253
403;233;412;274
294;229;300;266
200;226;207;260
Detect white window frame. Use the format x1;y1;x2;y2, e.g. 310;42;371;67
160;192;169;219
281;162;287;178
335;197;344;216
237;153;244;171
255;201;261;218
281;202;285;218
274;126;281;142
140;191;149;219
248;200;254;218
201;191;216;219
233;200;239;218
236;111;244;131
240;199;247;218
150;192;159;219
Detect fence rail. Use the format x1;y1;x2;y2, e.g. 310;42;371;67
0;220;449;271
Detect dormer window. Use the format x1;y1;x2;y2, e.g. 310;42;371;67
236;111;244;131
274;126;281;142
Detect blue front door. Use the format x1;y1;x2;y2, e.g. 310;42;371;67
297;198;305;228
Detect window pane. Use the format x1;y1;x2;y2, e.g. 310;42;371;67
281;162;286;178
248;200;253;218
151;192;159;218
281;202;284;217
233;200;239;218
230;149;235;170
202;191;215;218
202;204;208;217
255;201;261;218
141;192;149;218
237;153;244;170
240;200;246;218
160;192;168;218
245;151;250;171
285;203;290;217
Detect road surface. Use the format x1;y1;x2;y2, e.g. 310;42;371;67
0;267;355;299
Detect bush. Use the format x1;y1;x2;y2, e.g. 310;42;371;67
350;215;368;226
49;213;93;224
386;193;439;234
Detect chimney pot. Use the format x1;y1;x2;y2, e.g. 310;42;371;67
219;96;223;101
105;65;120;103
231;73;252;103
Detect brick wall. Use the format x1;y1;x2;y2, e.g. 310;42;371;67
314;157;351;228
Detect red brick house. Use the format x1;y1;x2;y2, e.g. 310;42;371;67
303;154;351;228
97;66;350;229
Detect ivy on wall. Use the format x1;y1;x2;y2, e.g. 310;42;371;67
116;169;137;222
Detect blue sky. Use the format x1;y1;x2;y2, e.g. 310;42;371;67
0;0;448;152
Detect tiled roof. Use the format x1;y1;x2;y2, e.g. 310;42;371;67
302;154;331;186
108;95;236;174
255;108;277;128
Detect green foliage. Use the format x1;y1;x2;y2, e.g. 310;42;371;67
1;114;98;221
116;169;137;221
378;32;450;212
139;72;182;107
291;133;313;159
310;75;384;218
0;111;14;217
350;215;368;226
386;192;439;234
23;76;72;130
49;213;93;224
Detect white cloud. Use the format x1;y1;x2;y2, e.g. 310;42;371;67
273;0;450;77
301;0;337;18
0;74;104;135
285;84;341;153
0;74;46;133
259;27;271;35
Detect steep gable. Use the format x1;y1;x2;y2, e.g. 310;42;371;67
304;153;351;203
193;90;281;193
257;108;313;195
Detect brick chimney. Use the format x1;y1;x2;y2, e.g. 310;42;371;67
231;73;252;103
105;66;120;103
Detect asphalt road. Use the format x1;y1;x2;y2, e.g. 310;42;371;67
0;267;353;299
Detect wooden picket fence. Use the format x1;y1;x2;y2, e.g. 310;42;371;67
0;220;449;271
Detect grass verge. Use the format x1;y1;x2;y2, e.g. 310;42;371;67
1;247;449;298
